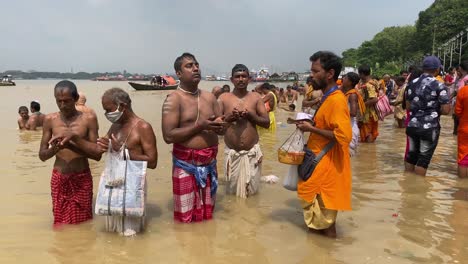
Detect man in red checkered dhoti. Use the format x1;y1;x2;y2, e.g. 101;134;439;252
39;81;102;226
162;53;225;223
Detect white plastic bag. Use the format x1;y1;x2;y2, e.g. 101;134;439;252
95;142;147;217
283;165;299;191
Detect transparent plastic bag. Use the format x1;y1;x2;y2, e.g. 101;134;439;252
282;165;299;191
277;129;305;165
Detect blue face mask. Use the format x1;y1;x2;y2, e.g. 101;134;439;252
105;105;123;123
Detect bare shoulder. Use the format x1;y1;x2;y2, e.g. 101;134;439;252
249;91;262;100
201;90;217;102
44;112;59;123
218;92;230;102
138;119;154;131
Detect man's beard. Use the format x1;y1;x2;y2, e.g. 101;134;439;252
311;78;327;90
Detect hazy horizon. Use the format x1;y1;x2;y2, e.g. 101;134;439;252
1;0;434;75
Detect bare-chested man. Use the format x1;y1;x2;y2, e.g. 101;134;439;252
27;101;46;130
17;106;29;130
38;80;102;226
218;64;269;198
256;83;277;132
96;88;157;236
76;92;97;118
285;85;299;106
161;53;225;223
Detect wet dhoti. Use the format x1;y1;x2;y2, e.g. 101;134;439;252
51;169;93;225
172;144;218;223
224;143;262;198
300;194;337;230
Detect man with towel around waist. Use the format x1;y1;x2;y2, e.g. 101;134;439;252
38;80;102;226
162;53;225;223
218;64;270;198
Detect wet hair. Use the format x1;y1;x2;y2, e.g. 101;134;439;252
400;70;409;75
30;101;40;111
231;64;249;76
18;106;28;113
460;61;468;72
345;72;360;87
222;84;230;92
174;52;197;72
358;65;371;76
288;104;296;111
395;76;406;84
279;88;284;92
309;51;342;81
408;66;423;83
261;83;271;90
286;85;292;89
102;87;132;110
54;80;79;100
306;76;313;84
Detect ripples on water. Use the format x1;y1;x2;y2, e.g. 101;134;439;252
1;80;467;264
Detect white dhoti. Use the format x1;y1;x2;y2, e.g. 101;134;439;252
224;144;263;198
350;117;359;156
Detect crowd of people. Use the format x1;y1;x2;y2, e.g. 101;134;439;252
17;51;468;238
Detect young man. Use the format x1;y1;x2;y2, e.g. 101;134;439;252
296;51;352;238
405;56;450;176
285;85;299;107
218;64;270;198
97;88;157;236
357;65;380;143
161;53;225;223
27;101;46;130
38;80;102;225
17;106;29;130
342;72;364;156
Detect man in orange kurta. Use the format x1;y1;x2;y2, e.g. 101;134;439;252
297;51;352;237
455;85;468;178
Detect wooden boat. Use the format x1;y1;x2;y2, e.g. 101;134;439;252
128;81;179;91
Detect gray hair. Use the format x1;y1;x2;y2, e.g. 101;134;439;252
102;88;132;109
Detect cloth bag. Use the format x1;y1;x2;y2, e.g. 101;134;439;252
375;94;393;121
298;141;335;182
95;141;147;217
283;165;299;191
277;129;305;165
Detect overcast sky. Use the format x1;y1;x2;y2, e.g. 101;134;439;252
0;0;434;74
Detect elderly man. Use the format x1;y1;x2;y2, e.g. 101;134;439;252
39;80;102;225
97;87;157;236
218;64;269;198
17;106;29;130
296;51;352;237
27;101;46;130
162;53;225;223
405;56;450;176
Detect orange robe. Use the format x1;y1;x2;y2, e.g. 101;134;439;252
297;90;352;211
344;88;366;117
455;85;468;163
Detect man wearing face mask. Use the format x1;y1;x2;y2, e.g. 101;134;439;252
162;52;224;223
39;80;102;226
97;87;158;236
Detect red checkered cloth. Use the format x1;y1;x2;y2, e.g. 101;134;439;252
51;169;93;225
172;144;218;223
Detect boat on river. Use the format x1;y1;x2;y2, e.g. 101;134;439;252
128;80;179;91
0;75;15;86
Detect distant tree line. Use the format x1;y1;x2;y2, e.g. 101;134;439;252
342;0;468;77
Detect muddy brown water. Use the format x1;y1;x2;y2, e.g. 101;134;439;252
1;80;467;263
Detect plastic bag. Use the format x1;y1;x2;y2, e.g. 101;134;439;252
278;129;305;165
283;165;299;191
95;142;147;217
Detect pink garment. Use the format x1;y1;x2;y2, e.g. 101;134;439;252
459;155;468;167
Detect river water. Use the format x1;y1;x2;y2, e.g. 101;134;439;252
1;80;467;263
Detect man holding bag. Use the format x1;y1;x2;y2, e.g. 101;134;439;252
296;51;352;238
97;88;158;236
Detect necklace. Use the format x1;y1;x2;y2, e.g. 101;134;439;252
178;85;199;95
